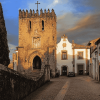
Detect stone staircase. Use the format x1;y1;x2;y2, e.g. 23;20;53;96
27;69;44;81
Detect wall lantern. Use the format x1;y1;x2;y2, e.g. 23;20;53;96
16;51;18;53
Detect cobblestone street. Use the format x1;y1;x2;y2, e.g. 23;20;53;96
23;76;100;100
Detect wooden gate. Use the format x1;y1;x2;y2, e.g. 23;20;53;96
62;66;67;75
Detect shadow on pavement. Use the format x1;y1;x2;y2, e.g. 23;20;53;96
23;81;55;100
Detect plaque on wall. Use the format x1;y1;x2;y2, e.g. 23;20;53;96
62;43;66;47
33;37;41;48
34;29;38;35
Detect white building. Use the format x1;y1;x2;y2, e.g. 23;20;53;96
88;38;100;81
56;34;90;76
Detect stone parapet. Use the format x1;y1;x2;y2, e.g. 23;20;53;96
0;64;51;100
19;9;56;21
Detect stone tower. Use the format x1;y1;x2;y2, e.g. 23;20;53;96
17;9;57;77
0;3;10;66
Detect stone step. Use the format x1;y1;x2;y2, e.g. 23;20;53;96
27;71;41;77
28;72;40;76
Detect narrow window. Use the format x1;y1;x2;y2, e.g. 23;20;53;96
77;52;83;59
42;20;44;30
53;36;54;40
29;21;31;29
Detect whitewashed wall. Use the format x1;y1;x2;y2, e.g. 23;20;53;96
56;38;73;75
74;49;86;74
91;50;96;79
98;43;100;61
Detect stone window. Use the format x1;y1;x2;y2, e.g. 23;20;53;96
33;37;41;48
77;52;83;59
29;21;31;29
61;51;67;60
42;20;44;30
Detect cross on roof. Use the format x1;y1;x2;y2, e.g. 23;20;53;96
35;1;40;10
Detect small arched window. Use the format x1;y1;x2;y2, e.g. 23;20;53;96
29;21;31;29
42;20;44;30
53;36;54;40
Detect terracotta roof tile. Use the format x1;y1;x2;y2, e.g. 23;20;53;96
73;43;90;49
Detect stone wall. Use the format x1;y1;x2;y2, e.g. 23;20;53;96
0;64;50;100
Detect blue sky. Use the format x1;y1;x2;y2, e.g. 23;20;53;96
0;0;100;61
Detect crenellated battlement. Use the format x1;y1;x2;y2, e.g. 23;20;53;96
19;9;56;19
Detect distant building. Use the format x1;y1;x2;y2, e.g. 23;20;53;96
88;37;100;81
56;34;90;76
8;60;13;69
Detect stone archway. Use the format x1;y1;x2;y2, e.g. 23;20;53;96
33;56;41;69
28;51;45;70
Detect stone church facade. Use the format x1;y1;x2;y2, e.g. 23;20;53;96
56;34;90;76
13;9;57;77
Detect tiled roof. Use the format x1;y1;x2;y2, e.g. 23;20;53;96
90;37;99;43
73;43;90;49
87;37;100;46
95;38;100;45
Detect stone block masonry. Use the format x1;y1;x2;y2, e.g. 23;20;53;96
0;64;50;100
17;8;57;77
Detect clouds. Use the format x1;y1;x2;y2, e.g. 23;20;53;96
47;0;60;8
47;0;69;9
57;12;100;45
67;13;100;32
57;12;83;37
83;0;100;12
7;33;18;46
1;0;100;61
5;18;18;46
70;0;100;14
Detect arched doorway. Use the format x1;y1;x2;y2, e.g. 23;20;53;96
62;66;67;75
33;56;41;69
